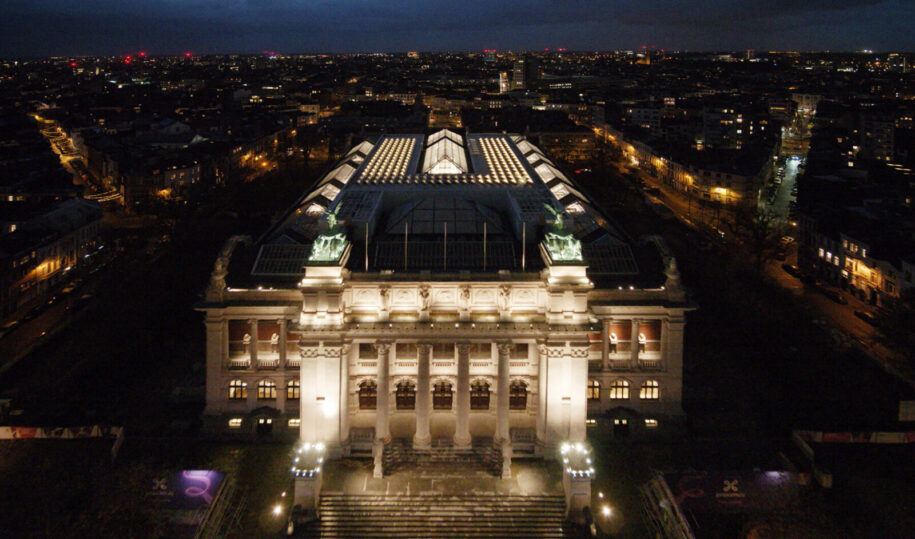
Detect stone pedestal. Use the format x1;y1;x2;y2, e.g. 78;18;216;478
294;474;322;512
373;439;384;478
560;442;594;524
501;441;513;479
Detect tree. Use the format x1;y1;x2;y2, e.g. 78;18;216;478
727;206;785;277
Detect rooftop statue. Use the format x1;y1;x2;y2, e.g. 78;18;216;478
542;204;583;262
308;205;348;262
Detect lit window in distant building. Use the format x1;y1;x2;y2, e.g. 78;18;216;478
258;380;277;399
609;380;629;400
228;418;242;428
644;419;659;428
287;380;300;400
288;418;301;428
640;380;660;400
587;379;601;401
586;418;597;427
228;380;247;400
818;248;825;258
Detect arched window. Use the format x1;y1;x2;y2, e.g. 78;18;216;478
287;380;300;400
640;380;659;400
433;381;453;410
587;379;601;401
228;379;247;400
510;380;528;410
257;380;276;399
359;380;377;410
396;380;415;410
609;380;629;400
471;380;490;410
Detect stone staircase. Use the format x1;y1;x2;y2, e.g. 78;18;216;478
381;438;502;476
300;493;575;538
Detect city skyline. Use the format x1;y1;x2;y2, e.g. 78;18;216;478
2;0;913;58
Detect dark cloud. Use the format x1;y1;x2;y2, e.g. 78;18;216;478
0;0;910;56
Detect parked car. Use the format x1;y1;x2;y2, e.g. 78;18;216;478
22;306;44;322
781;264;800;277
818;287;848;304
854;310;878;326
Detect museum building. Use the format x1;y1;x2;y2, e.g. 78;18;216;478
198;129;693;458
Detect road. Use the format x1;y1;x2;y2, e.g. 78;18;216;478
766;157;800;225
0;248;120;377
601;151;914;389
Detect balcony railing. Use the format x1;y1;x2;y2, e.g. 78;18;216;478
227;358;250;369
638;359;663;370
609;360;632;370
258;358;280;369
285;358;301;368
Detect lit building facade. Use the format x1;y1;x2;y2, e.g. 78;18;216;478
199;130;693;455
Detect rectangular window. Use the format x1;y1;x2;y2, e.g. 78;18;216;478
359;343;376;358
644;419;658;428
396;343;417;359
585;418;597;427
288;418;301;428
228;418;242;429
433;343;454;359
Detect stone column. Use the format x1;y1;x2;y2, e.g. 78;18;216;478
600;318;610;371
664;316;687;416
496;341;512;443
249;319;259;366
454;343;472;448
204;318;224;415
536;342;548;449
300;346;317;443
660;318;669;368
630;318;640;367
276;375;287;417
414;344;432;449
278;318;287;367
374;341;391;443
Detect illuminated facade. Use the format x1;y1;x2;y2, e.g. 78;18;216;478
199;129;693;457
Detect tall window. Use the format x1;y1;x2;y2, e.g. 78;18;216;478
228;380;247;400
433;381;453;410
510;380;528;410
258;380;276;399
587;379;601;401
287;380;300;400
359;380;377;410
640;380;659;400
609;380;629;400
396;380;416;410
470;380;490;410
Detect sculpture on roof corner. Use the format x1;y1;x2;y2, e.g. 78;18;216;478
308;205;348;262
542;204;583;262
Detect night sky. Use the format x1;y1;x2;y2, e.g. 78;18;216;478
1;0;912;57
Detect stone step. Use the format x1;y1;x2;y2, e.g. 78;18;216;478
303;494;573;539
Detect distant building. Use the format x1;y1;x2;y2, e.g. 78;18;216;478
0;198;102;317
512;59;540;91
499;72;511;94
